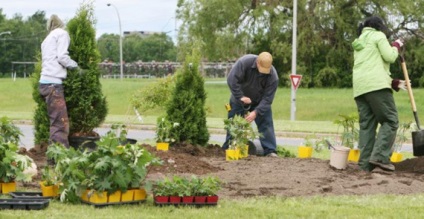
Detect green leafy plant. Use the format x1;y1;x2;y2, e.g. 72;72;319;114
201;176;222;196
152;177;174;196
131;76;175;113
393;122;413;152
224;115;261;150
0;138;33;183
156;116;179;143
41;166;58;187
0;116;23;145
47;124;162;203
333;113;359;149
276;146;296;158
0;117;33;183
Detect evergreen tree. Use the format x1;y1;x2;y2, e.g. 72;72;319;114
32;2;107;145
65;2;107;135
166;51;209;146
31;57;49;147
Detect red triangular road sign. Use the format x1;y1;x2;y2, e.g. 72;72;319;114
290;74;302;90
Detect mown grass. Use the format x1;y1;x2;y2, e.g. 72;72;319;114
1;194;424;218
1;78;422;134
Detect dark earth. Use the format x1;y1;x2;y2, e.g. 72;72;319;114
19;142;424;199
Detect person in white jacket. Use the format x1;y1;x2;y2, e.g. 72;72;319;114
38;14;78;153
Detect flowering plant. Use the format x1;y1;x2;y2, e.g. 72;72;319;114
156;117;179;143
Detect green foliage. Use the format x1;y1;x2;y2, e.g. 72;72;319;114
46;124;161;203
0;118;33;182
0;116;22;145
165;51;210;146
155;116;179;143
65;2;107;135
333;113;359;149
131;76;175;113
152;175;222;197
31;56;50;145
276;146;296;158
41;166;58;186
224;115;261;149
393;122;414;152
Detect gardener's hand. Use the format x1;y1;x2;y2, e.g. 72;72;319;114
245;110;256;123
392;79;407;92
240;96;251;105
391;39;404;52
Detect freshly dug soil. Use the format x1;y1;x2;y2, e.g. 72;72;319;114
20;142;424;199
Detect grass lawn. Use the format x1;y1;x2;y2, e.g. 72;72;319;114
1;78;422;134
1;194;424;218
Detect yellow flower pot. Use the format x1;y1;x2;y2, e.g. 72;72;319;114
121;190;135;202
81;190;89;202
1;182;16;194
348;149;360;162
133;188;147;201
226;149;240;161
298;146;312;158
89;191;108;204
390;152;403;163
40;181;59;197
108;190;122;203
156;142;169;151
238;144;249;158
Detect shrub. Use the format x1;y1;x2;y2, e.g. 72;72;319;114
165;50;209;146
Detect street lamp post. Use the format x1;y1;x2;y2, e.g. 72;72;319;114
107;3;123;80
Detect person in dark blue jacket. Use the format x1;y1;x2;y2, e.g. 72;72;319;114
222;52;279;157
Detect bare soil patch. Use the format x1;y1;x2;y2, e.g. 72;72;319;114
20;143;424;199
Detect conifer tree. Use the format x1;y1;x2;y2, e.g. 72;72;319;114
31;2;107;147
65;2;107;135
166;51;209;146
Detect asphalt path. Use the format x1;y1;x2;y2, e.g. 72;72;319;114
17;124;303;150
17;124;413;153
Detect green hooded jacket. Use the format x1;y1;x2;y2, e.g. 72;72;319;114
352;27;399;97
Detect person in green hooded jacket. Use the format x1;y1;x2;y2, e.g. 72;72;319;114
352;16;405;172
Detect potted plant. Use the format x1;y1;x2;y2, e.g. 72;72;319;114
298;134;314;158
46;124;161;204
334;113;359;162
0;117;33;194
152;178;173;204
40;166;59;197
202;176;222;204
391;122;413;163
156;116;179;151
223;115;261;160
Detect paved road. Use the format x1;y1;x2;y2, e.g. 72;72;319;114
17;124;413;153
17;124;304;150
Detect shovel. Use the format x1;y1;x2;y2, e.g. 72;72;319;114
400;55;424;156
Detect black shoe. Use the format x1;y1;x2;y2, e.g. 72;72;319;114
369;160;395;171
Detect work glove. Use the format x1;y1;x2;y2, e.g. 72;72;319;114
391;39;404;52
391;79;407;92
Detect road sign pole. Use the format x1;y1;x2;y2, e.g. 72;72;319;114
290;0;298;121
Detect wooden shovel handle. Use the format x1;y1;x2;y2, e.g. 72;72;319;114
400;58;417;112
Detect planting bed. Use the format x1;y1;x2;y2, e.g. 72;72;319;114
19;142;424;200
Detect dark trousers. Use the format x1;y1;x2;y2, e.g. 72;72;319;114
355;89;398;171
39;84;70;148
222;99;277;155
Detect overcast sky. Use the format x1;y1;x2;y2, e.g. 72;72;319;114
1;0;179;38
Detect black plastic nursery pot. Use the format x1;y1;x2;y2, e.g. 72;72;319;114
69;136;100;151
0;198;50;210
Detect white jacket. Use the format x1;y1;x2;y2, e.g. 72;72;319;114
40;28;77;84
